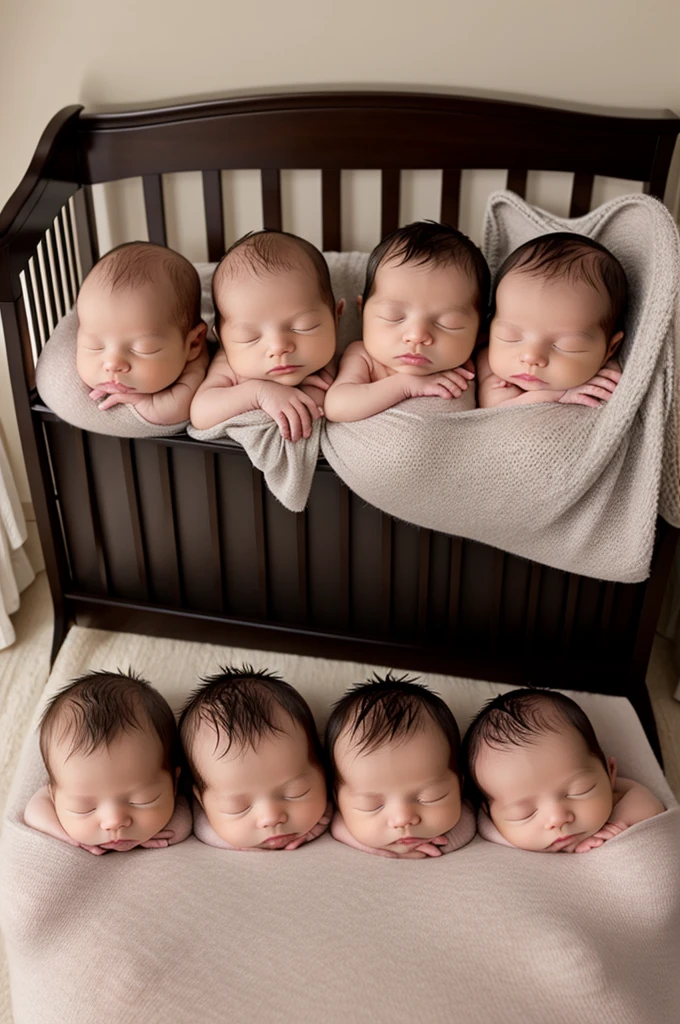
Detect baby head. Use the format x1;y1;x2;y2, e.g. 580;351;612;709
360;220;490;375
488;233;627;391
39;670;180;849
179;665;328;849
325;673;463;856
463;688;616;852
212;230;342;386
76;241;207;395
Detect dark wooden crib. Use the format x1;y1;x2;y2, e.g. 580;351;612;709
1;90;678;758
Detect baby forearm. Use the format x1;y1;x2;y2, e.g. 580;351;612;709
324;376;410;422
190;379;262;430
133;384;195;425
479;385;564;409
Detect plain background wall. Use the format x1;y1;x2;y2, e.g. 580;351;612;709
2;0;680;505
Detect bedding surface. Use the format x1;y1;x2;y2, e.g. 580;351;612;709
1;626;678;1024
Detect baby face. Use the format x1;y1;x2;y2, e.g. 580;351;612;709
216;267;336;386
488;272;623;391
76;280;198;395
362;259;480;375
192;712;327;848
475;727;616;852
49;728;177;850
334;720;461;855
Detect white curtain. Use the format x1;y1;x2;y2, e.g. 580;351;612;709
0;435;35;649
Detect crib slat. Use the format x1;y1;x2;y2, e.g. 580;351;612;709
381;170;400;236
296;511;309;622
525;562;542;646
338;482;351;628
53;214;74;310
506;170;528;198
202;170;225;262
417;529;431;636
28;256;49;348
261;169;282;230
61;205;79;302
39;235;60;330
322;169;342;251
24;267;44;357
252;467;269;617
142;174;168;246
600;581;616;639
448;537;463;638
561;574;580;652
142;445;183;606
488;549;505;650
440;169;462;228
119;440;150;601
569;173;594;217
381;514;393;634
73;186;99;279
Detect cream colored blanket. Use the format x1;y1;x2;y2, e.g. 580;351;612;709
0;627;678;1024
323;193;680;583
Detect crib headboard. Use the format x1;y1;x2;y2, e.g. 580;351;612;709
1;90;679;760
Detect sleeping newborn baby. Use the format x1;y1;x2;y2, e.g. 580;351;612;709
477;232;626;408
462;688;665;852
179;666;331;850
325;672;476;858
76;241;208;424
24;670;191;854
190;230;344;441
324;221;489;422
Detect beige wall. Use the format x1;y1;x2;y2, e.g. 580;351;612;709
2;0;680;502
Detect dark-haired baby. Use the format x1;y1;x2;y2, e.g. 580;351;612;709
179;666;331;850
76;242;209;424
324;221;489;422
24;671;191;854
325;674;476;858
463;689;665;853
478;233;625;409
190;231;344;442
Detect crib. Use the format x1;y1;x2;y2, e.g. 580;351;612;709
1;89;679;760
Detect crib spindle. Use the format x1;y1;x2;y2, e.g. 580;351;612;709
202;171;225;262
23;266;44;358
147;445;183;607
322;169;342;251
524;562;542;647
488;549;506;650
569;173;595;217
119;440;150;601
73;186;99;277
142;175;168;246
261;169;283;230
417;529;431;637
252;467;269;617
40;233;61;330
338;482;351;628
295;511;309;622
381;170;400;236
447;537;463;638
506;170;528;199
53;214;74;311
561;574;580;652
440;169;462;228
60;206;79;304
381;514;393;634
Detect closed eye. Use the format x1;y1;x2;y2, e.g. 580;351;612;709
355;805;384;813
221;806;252;815
435;324;465;331
569;785;597;797
129;795;162;806
284;789;311;801
292;326;321;334
131;348;163;355
506;810;537;823
496;337;521;344
378;317;404;324
419;793;449;804
68;808;95;815
553;344;588;354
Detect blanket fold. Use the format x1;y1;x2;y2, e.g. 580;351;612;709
321;192;680;583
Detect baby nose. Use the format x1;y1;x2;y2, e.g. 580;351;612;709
256;800;288;829
545;802;575;829
404;321;433;346
520;346;548;368
102;350;131;373
388;802;421;829
100;804;133;831
269;333;295;356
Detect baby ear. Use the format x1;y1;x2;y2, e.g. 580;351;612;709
335;298;346;323
606;330;624;360
607;756;618;790
186;321;208;360
356;294;363;313
192;783;204;808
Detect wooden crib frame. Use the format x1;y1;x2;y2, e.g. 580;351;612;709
1;90;678;759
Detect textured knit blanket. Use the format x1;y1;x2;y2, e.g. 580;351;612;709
1;630;679;1024
322;193;680;582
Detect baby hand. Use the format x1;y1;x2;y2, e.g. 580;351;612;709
572;820;629;852
300;367;335;392
257;381;323;441
90;388;145;411
406;361;475;400
558;362;622;408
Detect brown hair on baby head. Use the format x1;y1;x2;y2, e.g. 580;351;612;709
362;220;491;315
178;664;324;794
490;232;628;338
211;229;336;335
38;669;180;783
324;671;462;789
461;687;607;809
82;241;202;336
